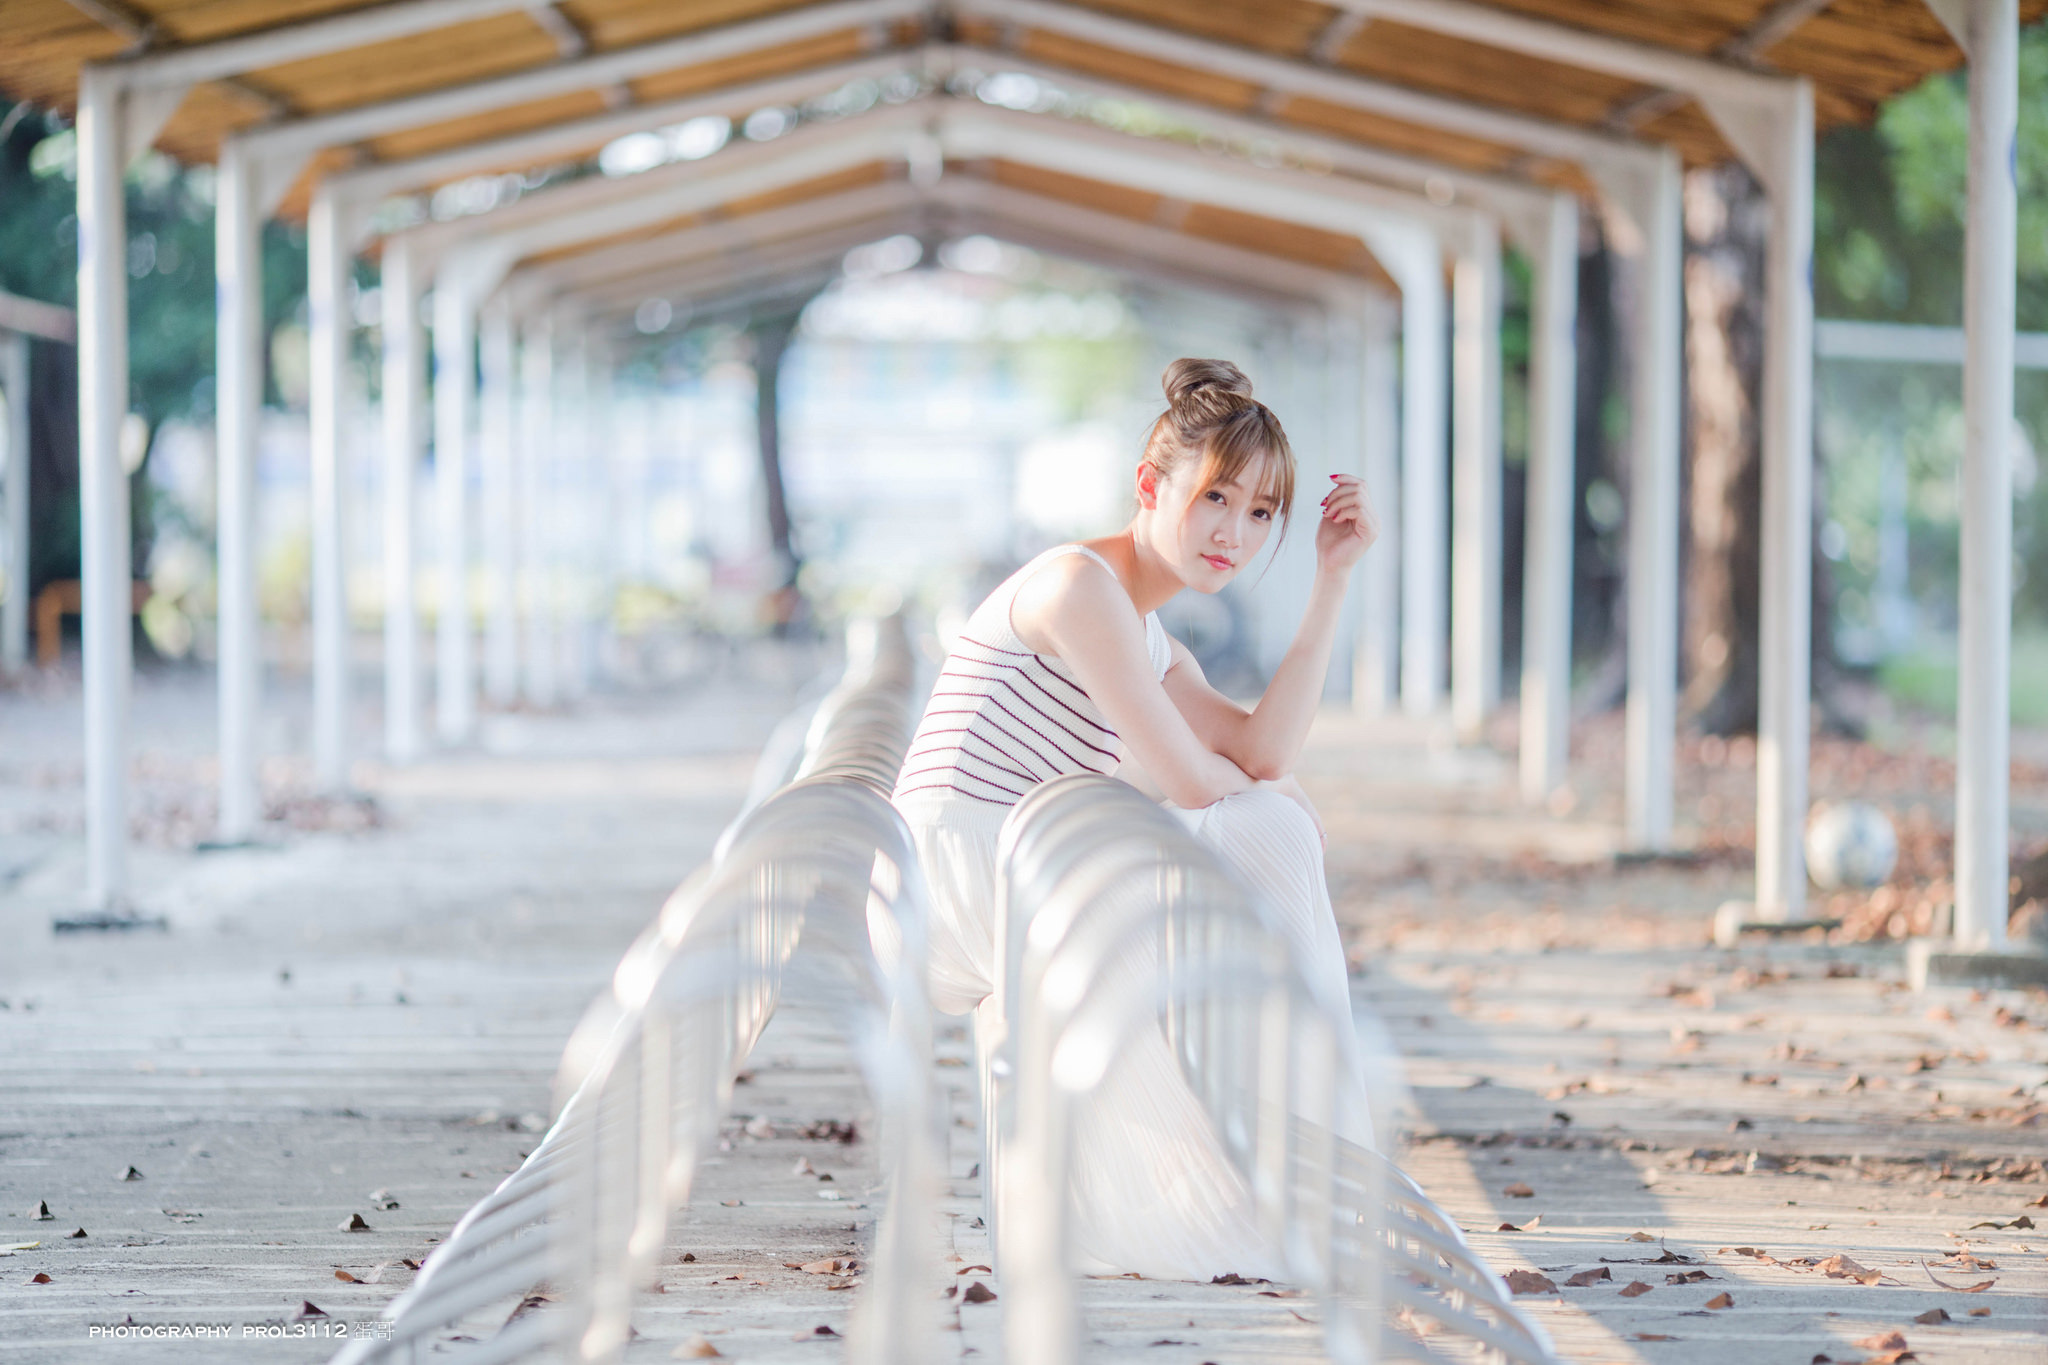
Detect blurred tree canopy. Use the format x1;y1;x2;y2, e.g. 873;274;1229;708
1815;22;2048;332
0;103;308;433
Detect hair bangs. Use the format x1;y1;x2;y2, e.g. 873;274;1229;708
1194;406;1296;522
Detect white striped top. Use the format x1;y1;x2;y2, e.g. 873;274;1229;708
893;545;1172;808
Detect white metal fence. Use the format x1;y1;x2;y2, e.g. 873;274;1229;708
333;615;933;1365
987;774;1561;1365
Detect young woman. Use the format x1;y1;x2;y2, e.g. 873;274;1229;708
890;357;1377;1279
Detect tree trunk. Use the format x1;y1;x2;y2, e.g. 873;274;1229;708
1680;162;1768;735
752;312;801;590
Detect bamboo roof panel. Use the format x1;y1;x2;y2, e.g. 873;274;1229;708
1062;0;1343;59
561;0;823;52
362;89;614;166
989;157;1168;222
1179;202;1397;290
718;158;890;216
1011;28;1265;110
625;27;875;103
1270;94;1523;177
244;13;559;116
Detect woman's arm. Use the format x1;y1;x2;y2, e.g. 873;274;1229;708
1165;473;1378;780
1014;557;1257;809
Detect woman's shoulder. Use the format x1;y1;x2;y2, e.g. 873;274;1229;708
1009;544;1141;655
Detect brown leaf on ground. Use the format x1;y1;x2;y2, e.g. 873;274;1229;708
32;1202;52;1221
1934;1252;1997;1270
30;1273;51;1284
1969;1216;2034;1230
1705;1292;1734;1309
1618;1281;1653;1297
1496;1222;1520;1232
1625;1231;1657;1242
1524;1215;1544;1228
291;1301;327;1322
1818;1254;1882;1284
334;1270;359;1283
794;1259;853;1275
673;1336;723;1359
955;1264;992;1275
1503;1182;1535;1198
67;1228;86;1239
1920;1263;1996;1292
339;1214;371;1232
718;1200;742;1208
790;1325;839;1340
1914;1309;1950;1324
1566;1268;1611;1287
119;1166;143;1181
1853;1333;1907;1353
1504;1270;1556;1294
1666;1270;1714;1284
400;1258;421;1271
1632;1334;1676;1342
1967;1307;1991;1317
2026;1194;2048;1208
961;1281;997;1304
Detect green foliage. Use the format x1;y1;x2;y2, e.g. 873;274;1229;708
0;104;308;431
1815;22;2048;331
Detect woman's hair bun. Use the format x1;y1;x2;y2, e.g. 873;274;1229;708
1161;357;1256;428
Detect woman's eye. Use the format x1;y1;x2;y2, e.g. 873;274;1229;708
1252;508;1272;521
1205;490;1226;504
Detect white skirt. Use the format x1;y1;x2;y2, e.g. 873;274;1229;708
893;785;1356;1282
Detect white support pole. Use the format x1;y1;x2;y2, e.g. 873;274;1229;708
1353;293;1400;713
381;238;423;762
519;310;557;708
560;321;592;700
1325;306;1363;701
1755;84;1817;918
1451;216;1503;743
1624;149;1685;847
1520;191;1580;804
76;68;133;906
307;184;350;790
432;281;478;745
1398;256;1449;716
1953;0;2019;950
480;295;519;708
591;341;621;684
215;140;264;844
1;330;27;674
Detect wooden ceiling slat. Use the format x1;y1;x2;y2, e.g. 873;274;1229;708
989;157;1166;223
134;0;378;45
364;88;613;165
560;0;820;53
1333;20;1657;130
1445;0;1755;57
1014;29;1265;111
718;158;889;216
1179;201;1394;288
625;27;870;103
1632;100;1740;168
1066;0;1341;59
240;12;561;115
1271;94;1523;176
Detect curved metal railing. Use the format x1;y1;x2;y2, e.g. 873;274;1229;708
334;616;932;1365
989;774;1560;1365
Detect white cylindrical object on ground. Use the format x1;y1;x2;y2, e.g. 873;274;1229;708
1520;191;1579;803
381;239;424;762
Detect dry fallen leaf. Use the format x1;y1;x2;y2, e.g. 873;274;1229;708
790;1324;839;1341
719;1200;743;1208
1967;1307;1991;1317
796;1259;854;1275
340;1214;371;1232
1853;1332;1907;1353
291;1301;327;1322
1914;1309;1950;1324
1818;1254;1882;1285
1618;1281;1653;1298
1503;1182;1535;1198
67;1229;86;1239
32;1202;52;1221
956;1264;993;1275
119;1167;143;1182
1625;1231;1657;1242
30;1273;52;1284
1496;1222;1520;1232
1632;1333;1676;1342
961;1281;997;1304
368;1189;401;1210
334;1270;359;1283
1705;1292;1734;1309
1920;1263;1996;1292
1565;1268;1611;1287
1504;1270;1556;1295
673;1337;723;1359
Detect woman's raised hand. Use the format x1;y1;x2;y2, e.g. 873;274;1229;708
1315;472;1378;576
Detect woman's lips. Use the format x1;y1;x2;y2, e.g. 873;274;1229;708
1202;554;1234;571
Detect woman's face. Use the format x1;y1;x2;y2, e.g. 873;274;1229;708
1145;456;1281;594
